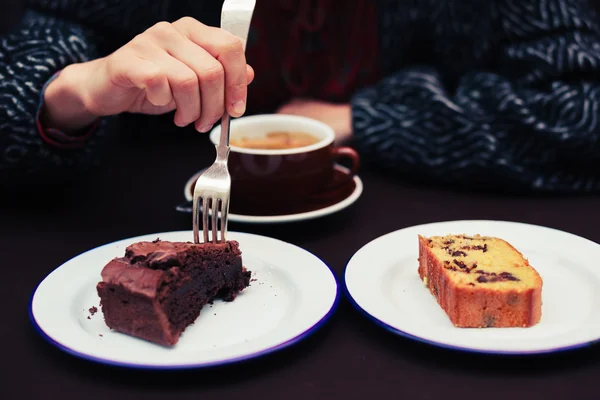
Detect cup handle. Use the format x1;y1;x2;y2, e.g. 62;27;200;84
332;146;360;176
317;146;360;191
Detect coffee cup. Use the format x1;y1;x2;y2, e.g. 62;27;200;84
208;114;360;214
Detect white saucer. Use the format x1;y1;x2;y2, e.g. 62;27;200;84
344;220;600;355
182;165;363;224
30;231;338;369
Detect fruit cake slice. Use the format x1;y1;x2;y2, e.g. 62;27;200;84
418;234;542;328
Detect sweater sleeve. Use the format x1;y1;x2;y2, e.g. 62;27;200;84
351;0;600;194
0;10;109;190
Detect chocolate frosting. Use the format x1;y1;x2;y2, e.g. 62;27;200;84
100;240;243;296
125;239;242;270
100;258;164;297
125;241;191;269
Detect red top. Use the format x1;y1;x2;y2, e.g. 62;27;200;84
244;0;382;114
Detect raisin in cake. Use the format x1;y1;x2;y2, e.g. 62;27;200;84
418;234;542;328
96;239;251;346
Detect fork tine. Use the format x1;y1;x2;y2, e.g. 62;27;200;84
202;197;210;243
193;195;201;244
211;198;219;243
221;198;229;242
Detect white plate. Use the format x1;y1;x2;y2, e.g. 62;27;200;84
30;231;338;369
344;220;600;355
182;165;363;224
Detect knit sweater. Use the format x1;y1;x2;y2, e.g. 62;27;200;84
1;0;599;193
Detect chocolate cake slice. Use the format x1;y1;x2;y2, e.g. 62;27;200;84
96;239;251;346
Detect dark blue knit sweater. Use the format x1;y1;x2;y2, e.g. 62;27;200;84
1;0;599;193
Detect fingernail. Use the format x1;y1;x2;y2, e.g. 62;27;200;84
232;100;246;115
198;124;213;133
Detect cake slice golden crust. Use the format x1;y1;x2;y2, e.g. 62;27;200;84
418;234;542;328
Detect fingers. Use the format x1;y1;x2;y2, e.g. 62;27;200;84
152;53;202;127
122;59;172;108
104;46;175;114
134;22;203;127
173;17;249;118
192;55;224;132
109;19;253;131
194;58;224;132
153;23;225;131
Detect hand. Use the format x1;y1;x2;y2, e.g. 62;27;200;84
43;17;254;133
276;99;352;143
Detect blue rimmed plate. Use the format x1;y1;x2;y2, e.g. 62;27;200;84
344;220;600;355
30;231;338;369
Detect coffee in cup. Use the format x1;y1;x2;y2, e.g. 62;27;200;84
208;114;360;214
230;131;321;150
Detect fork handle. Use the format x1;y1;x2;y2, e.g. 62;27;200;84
217;113;231;160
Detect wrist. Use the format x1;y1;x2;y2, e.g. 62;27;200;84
42;62;99;133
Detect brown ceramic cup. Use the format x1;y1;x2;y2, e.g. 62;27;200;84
208;114;360;214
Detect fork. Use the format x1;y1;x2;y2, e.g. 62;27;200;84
192;0;256;244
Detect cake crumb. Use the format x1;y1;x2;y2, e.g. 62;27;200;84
99;334;103;337
88;306;98;316
87;316;91;320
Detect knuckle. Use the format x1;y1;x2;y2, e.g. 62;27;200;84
149;21;175;39
222;35;244;55
199;63;224;83
174;16;197;27
142;69;163;87
153;21;172;31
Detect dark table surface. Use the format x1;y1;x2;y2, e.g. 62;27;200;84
4;114;600;400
